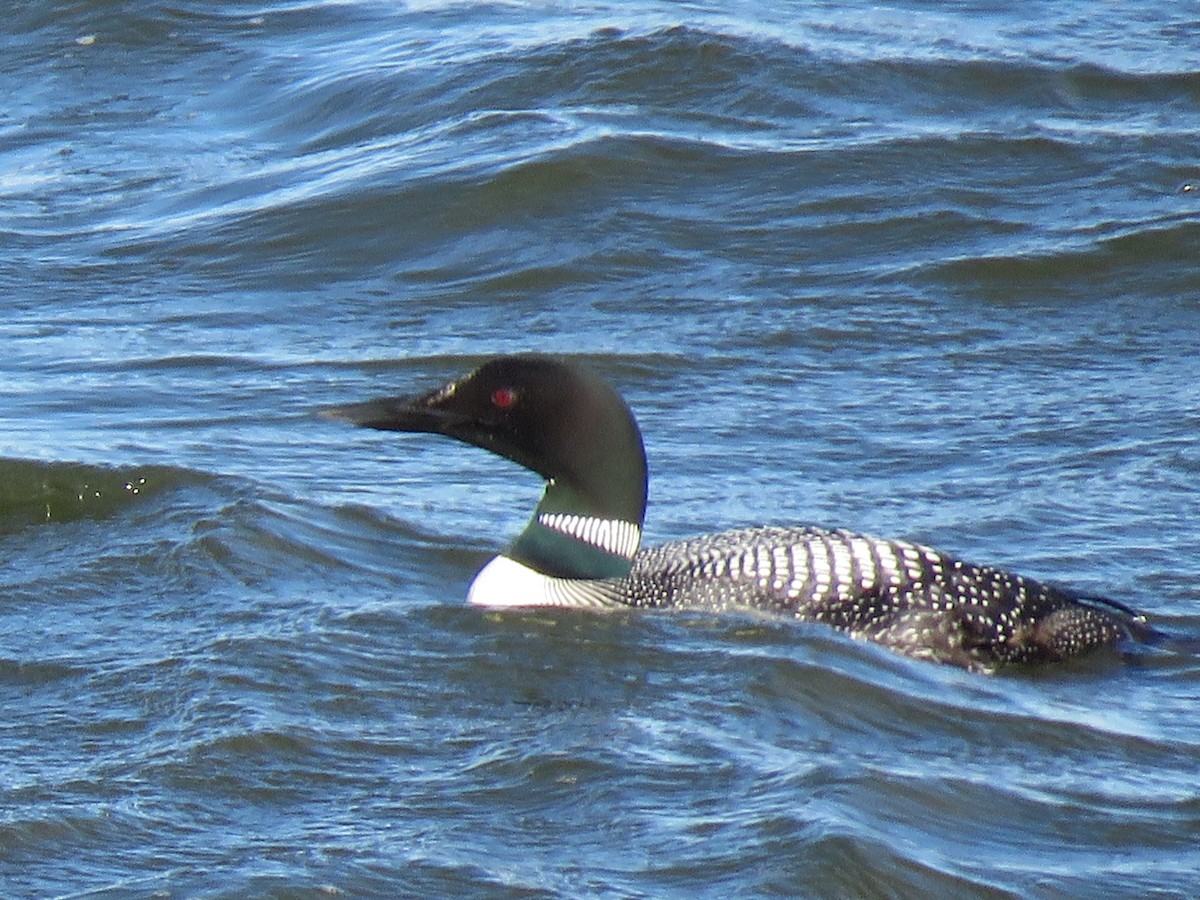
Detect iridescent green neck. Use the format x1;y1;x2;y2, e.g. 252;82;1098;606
507;480;643;580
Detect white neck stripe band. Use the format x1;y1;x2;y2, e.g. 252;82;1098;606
537;513;641;559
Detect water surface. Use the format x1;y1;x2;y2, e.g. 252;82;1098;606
2;2;1200;896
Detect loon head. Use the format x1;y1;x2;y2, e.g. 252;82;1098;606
324;354;648;580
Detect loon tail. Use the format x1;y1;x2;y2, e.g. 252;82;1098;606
1074;591;1200;659
1075;591;1144;624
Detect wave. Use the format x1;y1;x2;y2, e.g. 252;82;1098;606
0;458;203;533
15;10;1187;310
926;216;1200;300
0;452;480;605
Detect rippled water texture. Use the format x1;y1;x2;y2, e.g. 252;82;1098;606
3;2;1200;897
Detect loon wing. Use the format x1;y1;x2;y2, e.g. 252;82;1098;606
624;525;1141;669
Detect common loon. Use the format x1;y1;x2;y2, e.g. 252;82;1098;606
325;353;1147;672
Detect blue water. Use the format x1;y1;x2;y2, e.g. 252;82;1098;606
3;2;1200;896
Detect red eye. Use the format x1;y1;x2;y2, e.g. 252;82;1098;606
491;387;518;410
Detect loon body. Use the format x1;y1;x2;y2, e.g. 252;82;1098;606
326;354;1145;672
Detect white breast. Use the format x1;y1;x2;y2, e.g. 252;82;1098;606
467;555;622;609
